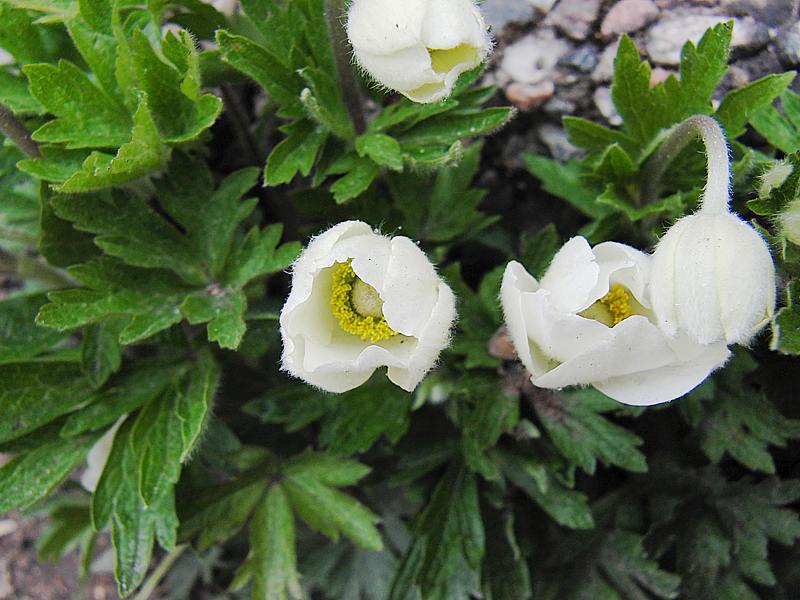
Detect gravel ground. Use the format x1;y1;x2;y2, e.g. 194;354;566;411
4;0;799;597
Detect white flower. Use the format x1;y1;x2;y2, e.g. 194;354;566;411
80;419;124;493
650;209;776;345
279;221;456;393
501;237;730;406
346;0;491;103
649;117;776;346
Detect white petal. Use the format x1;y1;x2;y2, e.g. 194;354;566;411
353;47;439;92
346;0;427;55
592;241;652;307
80;418;124;493
532;316;675;389
649;216;684;338
388;280;456;390
540;236;600;313
420;0;487;49
595;340;729;406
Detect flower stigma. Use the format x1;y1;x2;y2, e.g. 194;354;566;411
330;260;398;343
579;284;638;327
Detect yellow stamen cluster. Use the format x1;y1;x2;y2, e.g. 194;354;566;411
330;260;397;343
598;284;634;326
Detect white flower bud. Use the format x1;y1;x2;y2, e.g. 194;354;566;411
280;221;456;393
648;117;776;346
346;0;491;103
781;198;800;247
650;209;776;345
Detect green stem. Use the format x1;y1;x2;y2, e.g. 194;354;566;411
0;248;76;289
131;544;188;600
641;115;730;214
324;0;366;136
0;102;40;158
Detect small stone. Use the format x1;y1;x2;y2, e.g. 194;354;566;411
545;0;603;41
488;327;517;361
600;0;660;38
505;81;556;111
649;67;673;87
500;30;572;84
526;0;558;13
593;86;623;126
538;123;582;161
0;521;16;539
592;41;620;83
721;0;799;27
562;45;600;72
646;15;769;66
776;21;800;67
543;96;577;116
480;0;536;30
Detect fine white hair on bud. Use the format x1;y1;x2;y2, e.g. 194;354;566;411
649;116;777;345
345;0;492;103
781;198;800;247
279;221;456;393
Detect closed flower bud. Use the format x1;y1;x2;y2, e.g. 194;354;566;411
346;0;491;103
650;209;775;345
780;198;800;247
280;221;456;393
649;117;776;346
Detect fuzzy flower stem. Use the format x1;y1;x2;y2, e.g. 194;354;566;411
324;0;367;136
0;101;40;158
641;115;731;214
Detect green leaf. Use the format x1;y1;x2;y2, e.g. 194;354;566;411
61;359;188;436
0;361;94;444
563;116;634;153
302;540;396;600
389;462;484;600
215;29;304;118
283;453;382;550
0;432;99;513
80;320;123;388
0;293;68;364
318;382;413;456
299;68;354;140
265;119;326;185
524;155;604;218
0;70;44;114
398;107;514;148
356;133;404;171
93;418;179;596
716;72;796;139
23;60;131;148
519;224;560;279
246;484;302;600
180;288;247;349
0;4;55;64
330;157;381;204
131;351;218;505
496;448;594;529
533;388;647;474
482;507;531;600
774;279;800;355
390;141;493;242
225;223;301;288
683;351;800;473
55;97;169;193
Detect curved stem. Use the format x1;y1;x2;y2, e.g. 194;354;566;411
324;0;366;136
641;115;731;214
0;248;76;289
0;102;40;158
131;544;188;600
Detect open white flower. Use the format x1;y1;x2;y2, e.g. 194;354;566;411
501;237;730;406
346;0;491;103
280;221;456;393
649;116;776;345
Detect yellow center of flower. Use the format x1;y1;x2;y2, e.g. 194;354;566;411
579;284;637;327
330;260;397;343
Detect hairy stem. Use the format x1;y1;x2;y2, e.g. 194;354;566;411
0;248;76;289
0;102;40;158
131;544;188;600
324;0;366;136
641;115;731;214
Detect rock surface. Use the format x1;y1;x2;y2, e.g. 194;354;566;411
545;0;603;40
601;0;660;38
500;30;571;84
